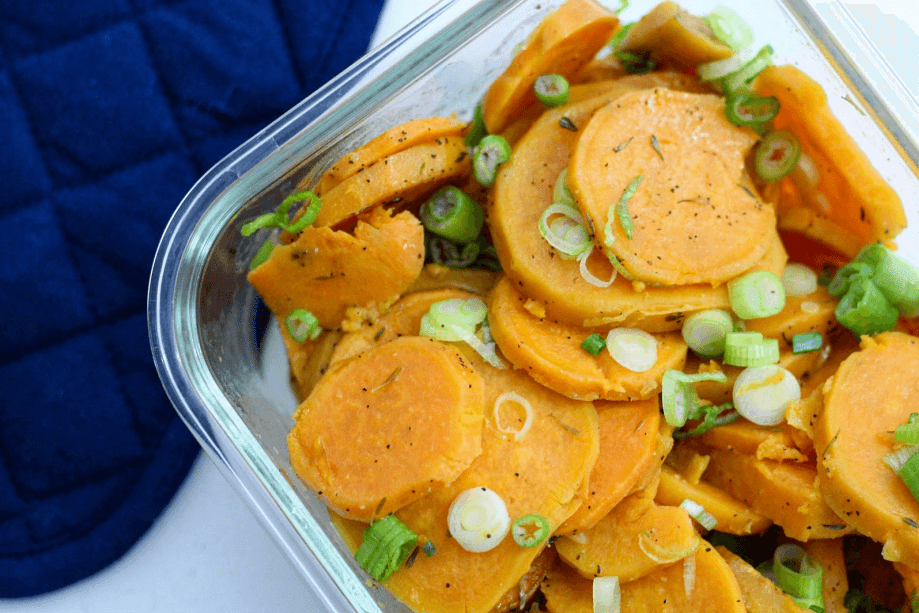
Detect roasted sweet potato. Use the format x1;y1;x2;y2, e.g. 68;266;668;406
655;465;772;536
481;0;618;133
618;1;734;66
304;135;471;228
542;539;745;613
248;207;424;329
556;493;698;582
568;87;774;286
281;327;343;402
331;350;599;613
701;447;853;541
488;276;689;401
755;65;906;258
491;89;787;330
717;546;807;613
288;336;485;521
698;418;811;464
559;398;662;534
804;539;848;613
815;332;919;568
744;285;838;349
406;263;499;296
316;116;466;195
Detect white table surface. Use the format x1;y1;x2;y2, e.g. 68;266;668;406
1;1;916;611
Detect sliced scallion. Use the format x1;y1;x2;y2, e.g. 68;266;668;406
249;239;275;270
725;91;779;130
581;332;607;357
792;332;823;354
679;499;718;531
723;331;780;367
728;270;786;320
420;186;484;243
593;576;621;613
733;365;801;426
241;190;322;236
606;328;658;373
553;169;576;208
638;531;700;564
885;445;919;504
705;6;755;52
773;544;824;611
856;243;919;316
661;370;728;428
355;515;418;583
721;45;774;95
578;245;617;288
473;134;511;187
465;102;488;149
446;487;511;553
608;22;633;52
285;309;321;343
681;309;733;358
895;414;919;445
674;402;738;439
534;73;570;107
753;129;801;182
607;175;642;241
538;203;592;259
426;235;479;269
781;263;818;297
428;298;488;329
835;277;899;337
827;261;874;298
511;514;550;548
698;45;757;82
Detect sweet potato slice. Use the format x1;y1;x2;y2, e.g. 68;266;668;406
488;275;689;401
559;398;662;534
755;65;906;257
480;0;618;134
406;263;499;296
815;332;919;568
490;86;787;330
248;207;424;329
303;135;470;228
556;493;698;582
281;327;343;402
656;465;773;535
288;336;485;521
698;418;811;464
542;540;745;613
701;447;853;541
744;285;838;350
315;116;466;195
568;87;774;286
492;548;557;613
803;539;848;613
618;1;734;66
339;351;598;613
717;546;807;613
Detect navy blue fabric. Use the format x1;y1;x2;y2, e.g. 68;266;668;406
0;0;384;597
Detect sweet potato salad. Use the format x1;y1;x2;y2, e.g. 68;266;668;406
241;1;918;611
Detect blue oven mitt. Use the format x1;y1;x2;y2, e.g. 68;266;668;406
0;0;384;597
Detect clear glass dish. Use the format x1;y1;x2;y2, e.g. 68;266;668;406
148;1;919;612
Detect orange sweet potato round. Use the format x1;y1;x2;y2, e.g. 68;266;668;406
568;87;775;286
288;336;485;521
556;493;698;582
488;276;689;401
559;398;662;534
490;91;787;330
248;207;424;329
755;65;906;257
481;0;618;134
316;116;466;195
815;332;919;568
717;546;806;612
618;1;734;66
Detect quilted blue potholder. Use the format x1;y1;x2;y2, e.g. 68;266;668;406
0;0;383;597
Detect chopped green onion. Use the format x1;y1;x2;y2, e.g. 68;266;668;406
241;190;322;236
553;169;576;208
607;175;642;240
581;333;607;357
782;263;819;297
473;134;511;187
828;261;874;298
426;234;479;269
724;331;780;367
285;309;321;343
835;277;899;337
725;91;779;130
511;514;550;547
773;544;824;611
733;365;801;426
355;515;418;583
608;23;633;52
698;45;757;82
538;203;592;259
249;239;275;270
465;102;488;149
680;499;718;530
593;576;621;613
419;313;474;342
792;332;823;354
578;245;617;288
895;414;919;445
662;370;728;428
611;0;629;14
705;6;755;52
721;45;774;95
534;74;570;107
855;243;919;316
428;298;488;328
420;186;484;243
616;50;657;75
754;129;801;182
638;530;699;564
674;402;738;439
885;445;919;504
728;270;787;320
681;309;733;358
606;328;658;373
447;487;511;552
